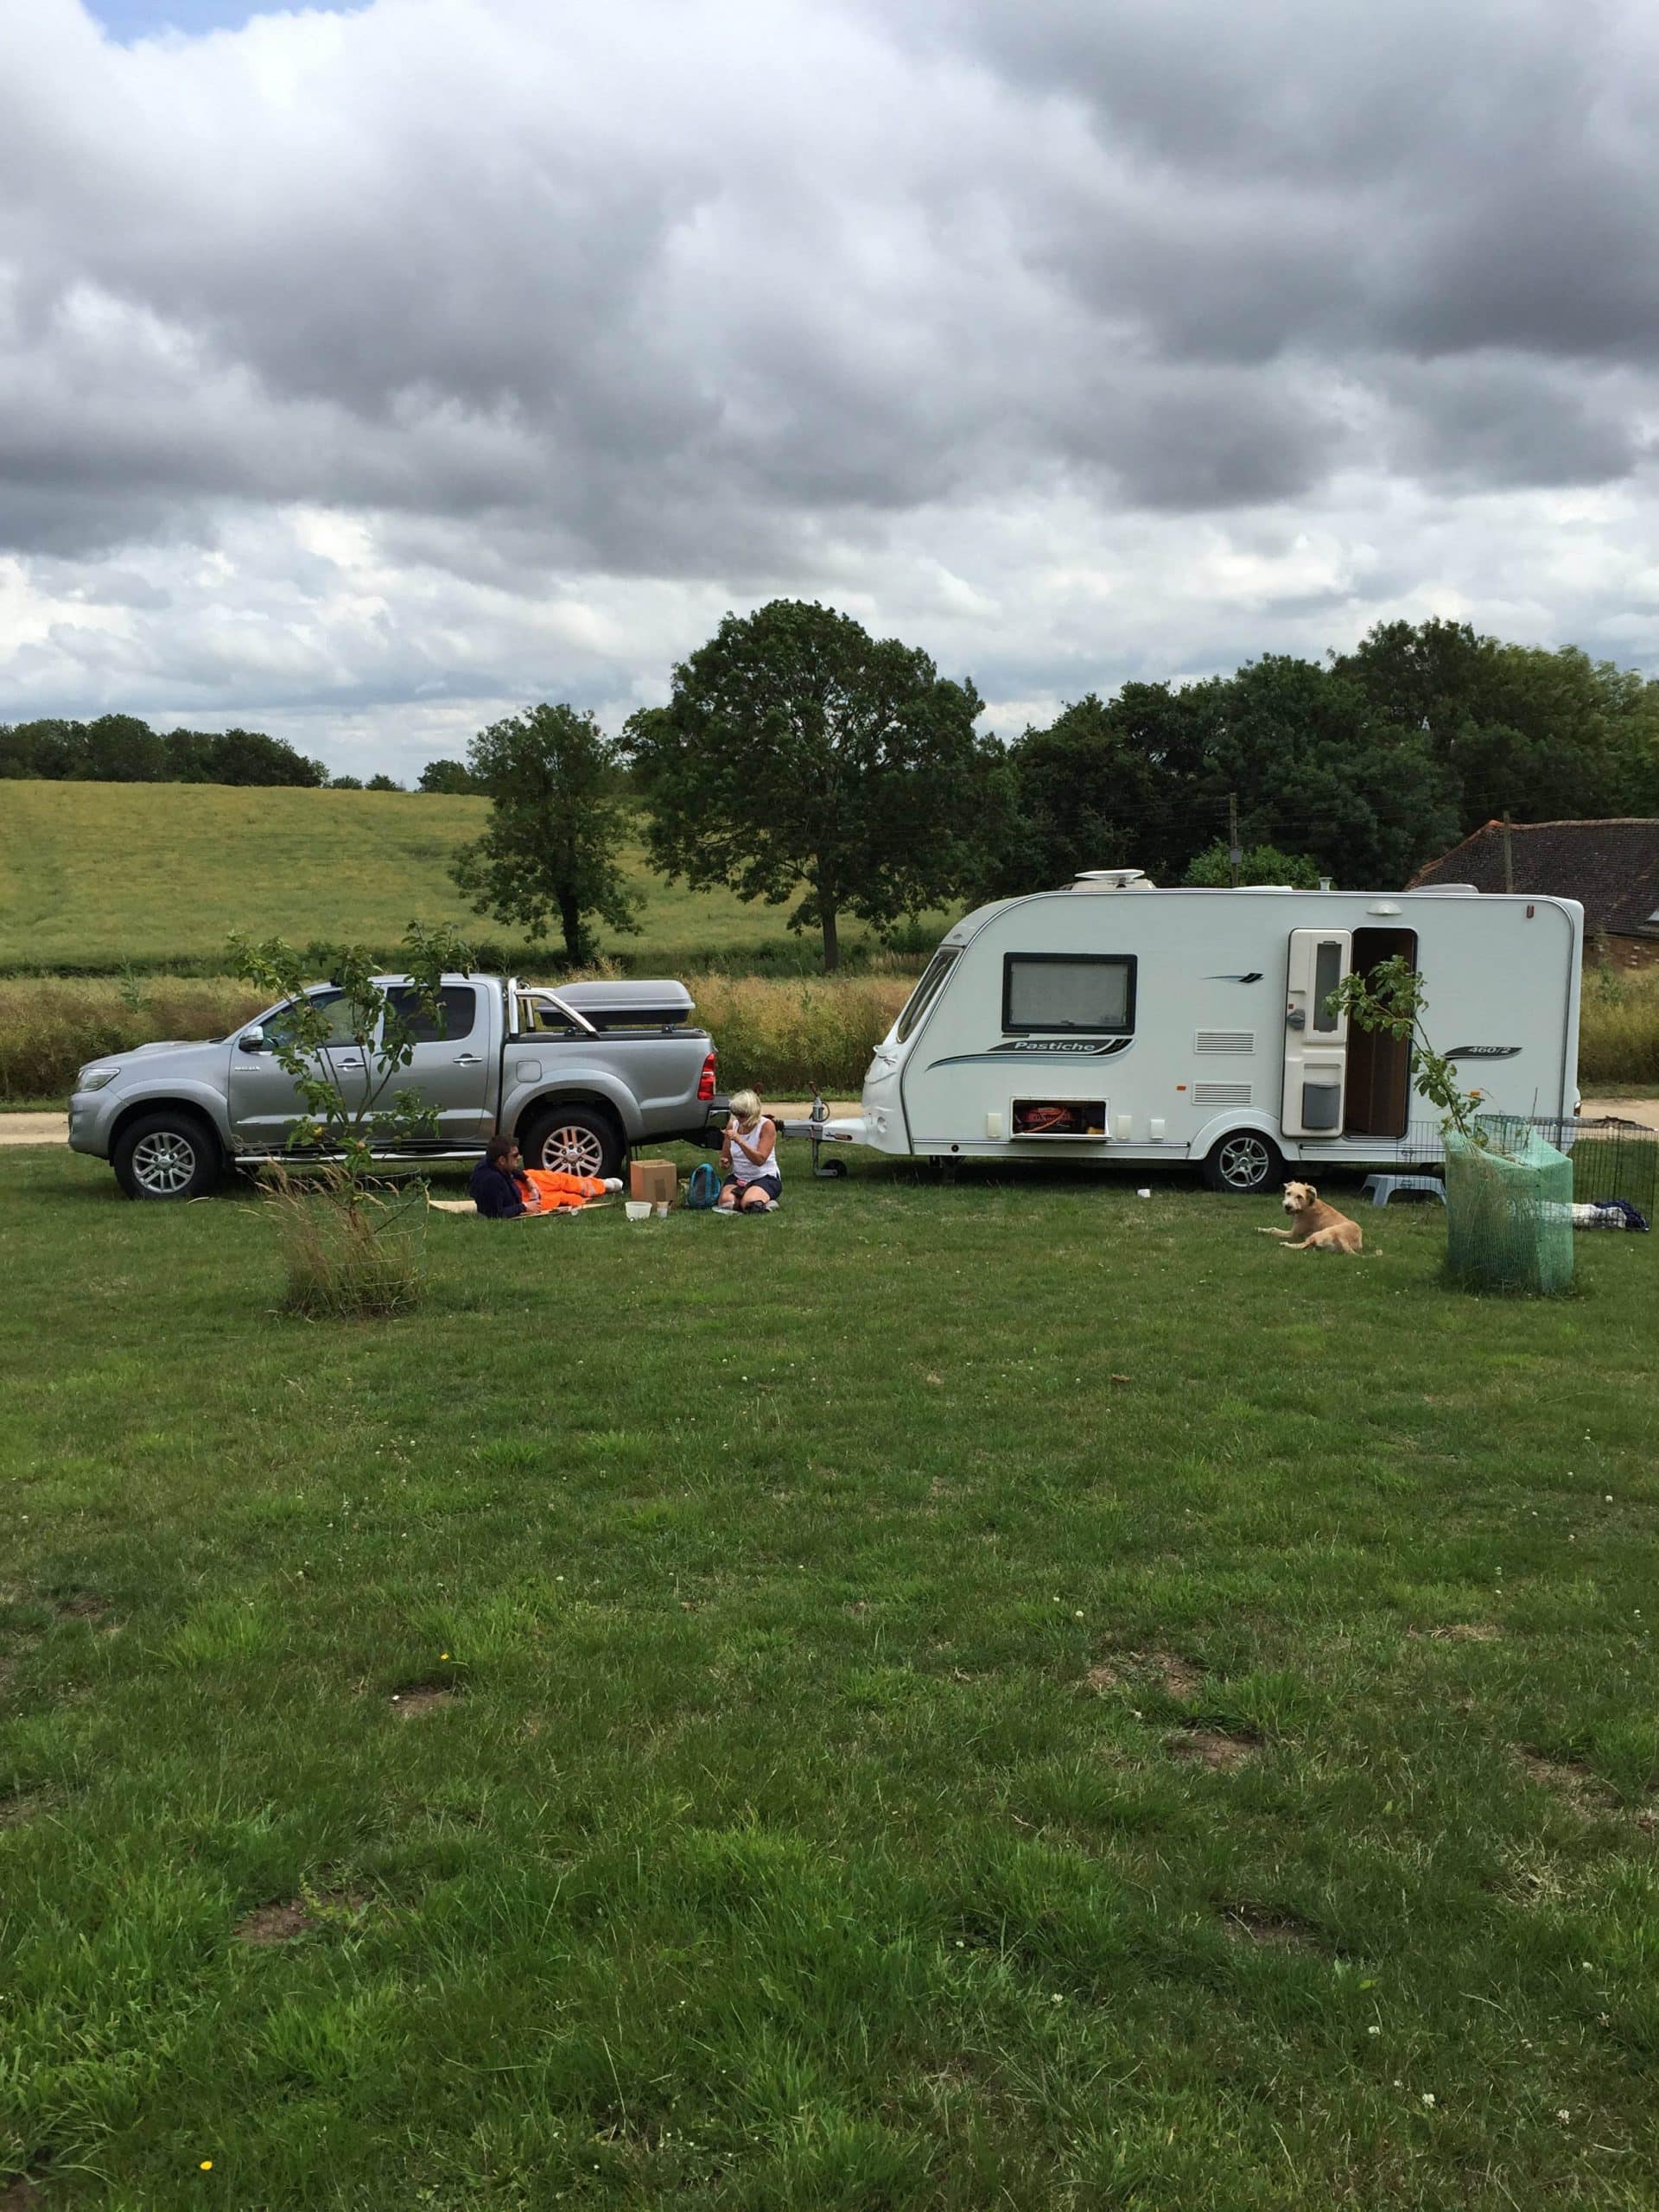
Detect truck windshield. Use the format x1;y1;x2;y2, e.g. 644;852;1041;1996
895;948;959;1044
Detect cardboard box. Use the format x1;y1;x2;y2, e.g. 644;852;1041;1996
630;1158;678;1206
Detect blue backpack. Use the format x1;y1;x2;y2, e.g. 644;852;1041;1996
685;1161;722;1210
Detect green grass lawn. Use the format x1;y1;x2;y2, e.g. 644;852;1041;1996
3;1149;1658;2208
0;782;940;976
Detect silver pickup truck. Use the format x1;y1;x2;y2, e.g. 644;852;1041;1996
69;974;725;1199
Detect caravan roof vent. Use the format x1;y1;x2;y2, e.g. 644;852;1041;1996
1069;868;1153;893
1406;883;1478;895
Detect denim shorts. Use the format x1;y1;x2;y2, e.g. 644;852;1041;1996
721;1173;781;1204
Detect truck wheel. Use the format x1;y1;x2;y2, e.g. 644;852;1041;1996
112;1109;223;1201
1202;1128;1286;1195
519;1103;623;1181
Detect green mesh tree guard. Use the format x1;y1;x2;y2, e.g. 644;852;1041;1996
1444;1126;1574;1296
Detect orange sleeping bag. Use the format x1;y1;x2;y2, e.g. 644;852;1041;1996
521;1168;608;1213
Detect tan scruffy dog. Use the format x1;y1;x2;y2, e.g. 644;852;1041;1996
1257;1180;1363;1255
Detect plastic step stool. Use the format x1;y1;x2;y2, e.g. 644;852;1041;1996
1362;1173;1446;1208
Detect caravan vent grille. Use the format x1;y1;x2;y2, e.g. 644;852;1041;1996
1194;1029;1255;1054
1193;1081;1253;1107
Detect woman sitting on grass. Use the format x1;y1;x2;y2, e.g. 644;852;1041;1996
717;1090;780;1214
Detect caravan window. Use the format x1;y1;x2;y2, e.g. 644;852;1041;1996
895;947;960;1043
1002;954;1136;1035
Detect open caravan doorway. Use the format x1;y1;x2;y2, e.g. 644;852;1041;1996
1342;927;1416;1138
1281;926;1418;1141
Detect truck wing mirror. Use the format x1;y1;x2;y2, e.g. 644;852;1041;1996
238;1027;268;1053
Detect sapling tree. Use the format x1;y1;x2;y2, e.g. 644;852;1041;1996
230;919;473;1200
229;921;474;1316
1329;955;1487;1141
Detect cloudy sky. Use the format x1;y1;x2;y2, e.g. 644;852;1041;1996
3;0;1657;778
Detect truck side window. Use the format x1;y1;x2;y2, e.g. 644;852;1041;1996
263;988;358;1050
1001;955;1135;1035
384;986;479;1045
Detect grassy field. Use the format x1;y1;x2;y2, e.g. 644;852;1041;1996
3;779;1655;1087
0;781;939;976
3;1145;1658;2207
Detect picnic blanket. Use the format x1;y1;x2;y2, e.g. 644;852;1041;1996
426;1192;618;1218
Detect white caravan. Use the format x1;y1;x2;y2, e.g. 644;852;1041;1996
820;872;1582;1191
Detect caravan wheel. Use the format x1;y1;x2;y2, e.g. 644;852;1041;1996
1202;1129;1285;1195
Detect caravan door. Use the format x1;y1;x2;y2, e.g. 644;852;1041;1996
1282;930;1351;1136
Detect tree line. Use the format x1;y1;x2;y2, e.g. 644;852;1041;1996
0;715;450;791
442;604;1659;971
0;714;350;788
10;606;1657;966
0;711;486;791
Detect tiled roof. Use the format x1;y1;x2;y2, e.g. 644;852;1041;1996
1408;819;1659;938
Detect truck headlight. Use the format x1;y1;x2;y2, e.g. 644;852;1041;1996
78;1066;120;1092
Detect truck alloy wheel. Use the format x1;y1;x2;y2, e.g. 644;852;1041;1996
112;1110;222;1201
1203;1129;1285;1195
520;1104;622;1182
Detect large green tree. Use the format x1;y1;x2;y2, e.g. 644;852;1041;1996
1336;619;1659;831
1204;655;1458;887
1182;840;1323;888
984;681;1224;895
626;600;1003;971
451;702;639;963
416;758;481;794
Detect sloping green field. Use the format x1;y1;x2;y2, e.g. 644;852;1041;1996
0;782;485;969
0;781;879;975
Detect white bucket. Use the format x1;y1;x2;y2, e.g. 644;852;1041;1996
624;1200;652;1223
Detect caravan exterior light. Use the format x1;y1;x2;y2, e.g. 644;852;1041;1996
1367;902;1402;916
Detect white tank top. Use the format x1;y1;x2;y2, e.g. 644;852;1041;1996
728;1118;779;1185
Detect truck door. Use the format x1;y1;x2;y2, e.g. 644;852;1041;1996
226;987;361;1150
375;982;494;1145
1281;929;1351;1137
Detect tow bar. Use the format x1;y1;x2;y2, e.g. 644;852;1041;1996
775;1089;852;1178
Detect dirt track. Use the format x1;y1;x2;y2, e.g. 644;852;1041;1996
0;1103;865;1148
0;1114;69;1147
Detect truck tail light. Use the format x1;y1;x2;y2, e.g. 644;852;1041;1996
697;1050;717;1103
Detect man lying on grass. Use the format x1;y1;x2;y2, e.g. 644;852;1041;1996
467;1132;620;1218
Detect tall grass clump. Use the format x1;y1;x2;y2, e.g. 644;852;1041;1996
266;1170;426;1319
0;976;266;1101
1579;963;1659;1087
683;973;912;1095
0;968;921;1103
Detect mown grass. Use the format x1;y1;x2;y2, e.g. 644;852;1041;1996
0;780;947;976
3;1146;1658;2207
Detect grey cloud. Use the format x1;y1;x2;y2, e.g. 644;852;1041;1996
914;0;1659;371
1378;357;1653;493
2;0;1658;753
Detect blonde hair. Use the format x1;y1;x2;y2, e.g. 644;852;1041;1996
730;1088;763;1127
